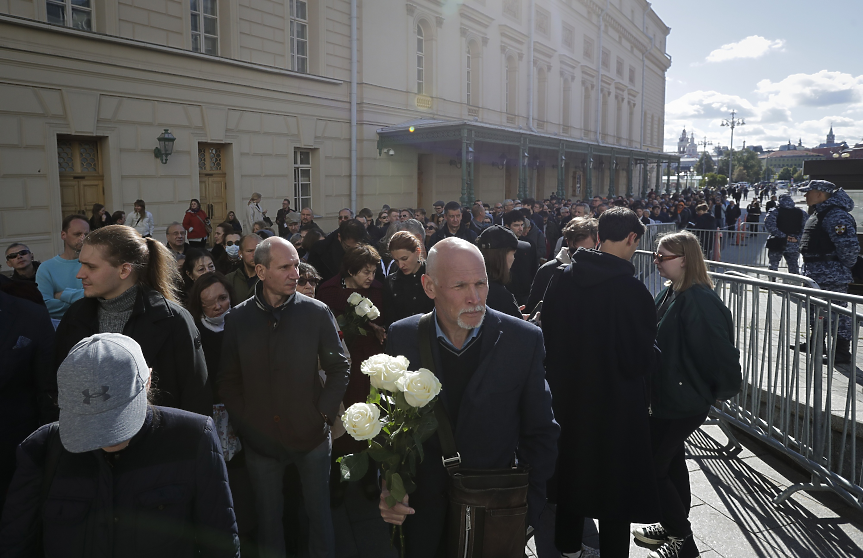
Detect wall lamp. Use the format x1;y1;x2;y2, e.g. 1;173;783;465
449;150;462;168
495;153;507;169
153;129;175;164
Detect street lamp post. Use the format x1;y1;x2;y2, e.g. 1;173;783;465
721;111;745;184
698;137;712;177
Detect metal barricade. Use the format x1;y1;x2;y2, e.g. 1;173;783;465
633;252;863;511
638;223;677;252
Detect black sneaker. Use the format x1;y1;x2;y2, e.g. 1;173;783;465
647;534;700;558
632;523;669;545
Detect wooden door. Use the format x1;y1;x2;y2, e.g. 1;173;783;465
57;137;103;217
201;176;227;224
505;164;517;200
60;178;104;217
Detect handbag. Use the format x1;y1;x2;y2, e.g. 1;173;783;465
195;213;213;235
418;313;530;558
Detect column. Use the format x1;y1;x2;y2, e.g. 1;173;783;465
586;145;593;199
608;149;615;198
460;129;468;206
627;154;633;197
557;143;565;198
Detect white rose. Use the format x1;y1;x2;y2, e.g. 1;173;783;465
361;354;409;392
341;403;382;441
354;301;370;317
395;368;442;408
367;305;381;321
347;292;363;305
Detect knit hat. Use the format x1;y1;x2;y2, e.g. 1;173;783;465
476;225;519;251
57;334;151;453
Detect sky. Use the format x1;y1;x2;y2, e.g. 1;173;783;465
652;0;863;155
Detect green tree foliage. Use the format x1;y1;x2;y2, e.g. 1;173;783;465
777;167;793;181
793;170;805;182
732;167;748;182
700;173;728;188
695;153;715;175
717;149;763;184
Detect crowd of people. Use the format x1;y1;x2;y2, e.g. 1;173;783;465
17;178;863;558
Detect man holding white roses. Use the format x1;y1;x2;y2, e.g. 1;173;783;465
380;237;559;558
218;237;350;558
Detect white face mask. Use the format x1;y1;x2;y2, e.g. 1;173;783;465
225;244;240;259
203;308;229;326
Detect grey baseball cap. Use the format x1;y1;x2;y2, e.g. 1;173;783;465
57;333;151;453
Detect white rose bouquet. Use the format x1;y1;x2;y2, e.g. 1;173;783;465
337;292;381;341
338;354;442;556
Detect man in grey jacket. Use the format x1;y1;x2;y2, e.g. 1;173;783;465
218;237;350;558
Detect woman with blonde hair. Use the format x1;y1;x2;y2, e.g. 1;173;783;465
245;192;267;232
632;230;741;558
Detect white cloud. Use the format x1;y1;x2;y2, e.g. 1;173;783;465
665;90;756;121
706;36;784;63
755;70;863;108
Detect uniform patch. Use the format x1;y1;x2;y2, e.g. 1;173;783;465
835;224;847;235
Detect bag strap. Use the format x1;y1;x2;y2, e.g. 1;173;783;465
418;313;461;472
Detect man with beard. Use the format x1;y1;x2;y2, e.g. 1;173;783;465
379;237;559;558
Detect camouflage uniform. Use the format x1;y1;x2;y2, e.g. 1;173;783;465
764;194;807;274
800;182;859;342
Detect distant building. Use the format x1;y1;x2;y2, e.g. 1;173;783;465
816;125;848;149
760;150;825;175
677;128;698;158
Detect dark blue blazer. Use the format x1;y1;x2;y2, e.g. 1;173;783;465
386;308;559;558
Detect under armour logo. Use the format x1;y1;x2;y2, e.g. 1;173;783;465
82;386;111;404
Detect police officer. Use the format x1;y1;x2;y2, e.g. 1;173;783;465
764;194;808;275
798;180;859;364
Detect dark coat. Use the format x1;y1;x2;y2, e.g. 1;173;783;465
0;291;55;511
653;285;740;419
197;323;224;405
526;251;568;314
427;225;477;248
52;287;212;419
217;287;350;457
507;240;537;306
0;407;240;558
385;309;559;558
486;280;521;319
307;230;345;282
381;262;434;328
541;249;660;522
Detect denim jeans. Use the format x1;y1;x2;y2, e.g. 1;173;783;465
245;436;334;558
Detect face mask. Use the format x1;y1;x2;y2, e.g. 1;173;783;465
226;244;240;258
203;309;228;326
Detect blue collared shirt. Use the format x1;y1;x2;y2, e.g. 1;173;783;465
433;309;481;352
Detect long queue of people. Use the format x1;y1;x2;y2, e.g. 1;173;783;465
1;188;747;558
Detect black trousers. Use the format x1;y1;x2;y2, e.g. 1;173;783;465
554;509;630;558
649;410;709;538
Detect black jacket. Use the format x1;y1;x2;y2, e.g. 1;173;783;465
506;240;537;306
381;263;434;328
0;407;240;558
307;230;345;283
486;281;521;319
52;287;212;419
218;285;350;456
541;249;660;523
427;225;477;249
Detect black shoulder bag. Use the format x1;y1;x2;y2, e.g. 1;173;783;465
417;313;530;558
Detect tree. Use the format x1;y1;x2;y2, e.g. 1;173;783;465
695;153;715;176
717;149;763;184
732;167;748;182
793;170;805;182
777;167;793;181
701;173;728;188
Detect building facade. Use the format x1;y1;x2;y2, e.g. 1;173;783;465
0;0;673;262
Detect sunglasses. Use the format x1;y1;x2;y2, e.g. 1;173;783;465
426;226;436;230
225;241;239;246
653;252;683;263
298;277;319;287
5;249;31;260
338;216;351;221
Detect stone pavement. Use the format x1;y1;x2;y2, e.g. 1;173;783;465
526;423;863;558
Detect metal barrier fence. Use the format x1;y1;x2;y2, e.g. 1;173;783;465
638;223;678;252
633;249;863;511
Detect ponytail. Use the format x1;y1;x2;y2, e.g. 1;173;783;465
84;225;180;303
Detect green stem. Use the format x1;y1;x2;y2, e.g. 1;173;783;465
400;524;405;558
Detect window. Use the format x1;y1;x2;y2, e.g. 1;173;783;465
466;47;472;106
583;37;594;62
562;79;571;130
506;56;517;115
616;57;624;78
289;0;308;73
293;149;312;211
57;139;100;173
629;66;636;85
46;0;92;31
417;25;425;95
602;48;610;70
191;0;218;55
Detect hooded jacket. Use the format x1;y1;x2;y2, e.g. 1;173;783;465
541;249;660;522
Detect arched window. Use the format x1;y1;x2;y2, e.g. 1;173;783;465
466;46;472;105
416;24;425;95
506;56;517;115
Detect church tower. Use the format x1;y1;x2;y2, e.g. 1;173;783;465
827;125;835;146
678;128;688;155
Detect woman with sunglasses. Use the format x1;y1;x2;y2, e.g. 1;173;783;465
381;231;433;328
214;232;242;275
423;222;438;252
633;231;740;558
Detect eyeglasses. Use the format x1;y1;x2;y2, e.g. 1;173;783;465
338;215;351;221
653;252;683;263
225;241;239;246
5;249;30;260
426;226;436;231
298;277;319;287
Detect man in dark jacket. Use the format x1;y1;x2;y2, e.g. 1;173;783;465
275;198;293;238
52;226;211;420
504;210;537;306
379;238;559;558
427;201;478;248
0;290;55;512
307;219;367;282
0;333;239;558
541;208;660;557
219;237;350;558
725;199;741;230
